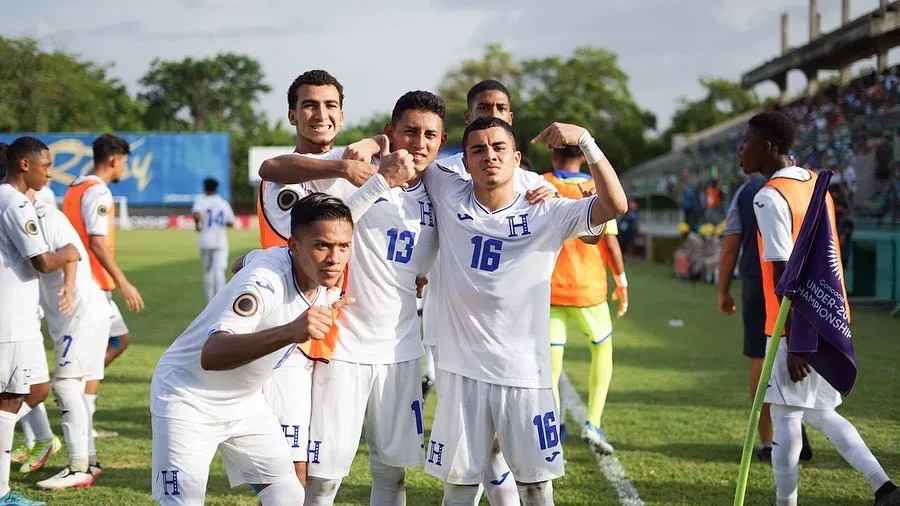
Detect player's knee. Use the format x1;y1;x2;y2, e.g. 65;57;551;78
52;378;83;408
115;334;131;350
256;479;304;506
515;480;554;506
304;476;342;505
370;459;405;491
443;483;480;506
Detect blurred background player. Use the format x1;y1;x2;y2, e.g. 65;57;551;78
543;145;628;455
743;111;899;506
1;136;81;506
191;177;235;301
62;134;145;464
31;186;112;490
422;118;627;506
150;193;353;506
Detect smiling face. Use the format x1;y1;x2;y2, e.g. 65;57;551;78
384;109;446;171
462;126;520;190
289;84;344;150
288;217;352;289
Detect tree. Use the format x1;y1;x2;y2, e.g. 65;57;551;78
0;37;144;132
138;53;271;134
663;76;759;148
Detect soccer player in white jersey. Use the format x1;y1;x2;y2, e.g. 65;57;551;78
150;194;355;506
0;136;81;506
191;178;235;301
29;193;112;490
422;118;627;506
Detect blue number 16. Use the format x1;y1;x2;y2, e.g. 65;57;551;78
470;236;503;272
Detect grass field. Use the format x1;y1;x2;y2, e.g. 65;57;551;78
9;229;900;505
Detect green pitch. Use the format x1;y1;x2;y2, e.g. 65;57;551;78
10;229;900;505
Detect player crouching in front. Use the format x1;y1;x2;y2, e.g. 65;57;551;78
149;194;354;506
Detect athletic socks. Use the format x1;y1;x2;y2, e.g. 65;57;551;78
55;378;90;465
443;483;479;505
586;340;613;428
27;403;53;442
84;393;97;460
0;409;17;497
369;459;406;505
482;440;519;505
516;481;554;506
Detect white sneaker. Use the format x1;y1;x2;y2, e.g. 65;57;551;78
36;467;94;490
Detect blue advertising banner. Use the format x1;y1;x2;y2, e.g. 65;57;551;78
0;133;230;205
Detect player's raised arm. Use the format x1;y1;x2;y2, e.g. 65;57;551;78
532;123;628;226
342;145;417;221
259;136;388;186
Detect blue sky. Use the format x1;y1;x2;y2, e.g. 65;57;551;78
3;0;896;132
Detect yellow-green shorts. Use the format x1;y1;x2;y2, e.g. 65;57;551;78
549;302;613;347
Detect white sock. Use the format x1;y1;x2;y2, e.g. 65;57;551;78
443;483;479;506
258;479;304;506
20;410;35;448
304;476;342;506
27;402;53;442
0;409;17;497
369;459;405;506
803;408;891;493
214;270;226;297
424;346;436;380
516;481;554;506
55;378;89;467
771;404;803;505
482;439;519;505
204;269;215;302
15;402;31;421
84;393;97;460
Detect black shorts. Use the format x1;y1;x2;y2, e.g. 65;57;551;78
741;278;767;358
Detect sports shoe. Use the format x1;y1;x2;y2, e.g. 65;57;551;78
0;489;46;506
582;422;614;455
88;461;104;478
421;376;434;400
36;467;94;490
799;425;813;461
874;483;900;506
10;444;32;464
93;429;119;439
19;435;61;473
755;446;772;463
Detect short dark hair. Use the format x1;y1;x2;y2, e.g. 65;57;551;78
748;111;796;154
290;192;352;235
466;80;511;110
0;143;7;180
288;70;344;110
93;134;130;165
553;145;583;161
6;136;49;175
391;90;446;126
203;178;219;193
462;117;516;151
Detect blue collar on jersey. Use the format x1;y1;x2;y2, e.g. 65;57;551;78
552;169;590;180
286;249;318;307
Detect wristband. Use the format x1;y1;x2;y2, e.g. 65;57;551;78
613;272;628;288
344;173;390;221
578;130;605;165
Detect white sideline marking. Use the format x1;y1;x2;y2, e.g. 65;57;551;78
560;372;644;506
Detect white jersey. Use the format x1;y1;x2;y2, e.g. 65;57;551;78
35;186;57;209
304;158;438;364
191;194;235;250
422;154;553;347
259;150;344;242
0;183;48;343
422;166;603;388
150;247;328;423
72;175;113;237
33;200;111;338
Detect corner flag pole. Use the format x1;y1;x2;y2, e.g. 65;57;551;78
733;296;792;506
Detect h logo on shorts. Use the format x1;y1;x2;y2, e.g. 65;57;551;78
426;440;444;466
282;424;302;448
419;201;434;227
160;470;180;496
307;440;321;464
507;214;531;238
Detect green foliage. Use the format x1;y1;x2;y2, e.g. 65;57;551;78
663;76;760;148
335;113;391;146
0;37;144;132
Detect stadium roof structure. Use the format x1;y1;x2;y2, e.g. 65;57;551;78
742;1;900;89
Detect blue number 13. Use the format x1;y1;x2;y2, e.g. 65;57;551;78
386;228;416;264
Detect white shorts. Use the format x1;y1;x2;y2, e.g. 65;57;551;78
25;337;50;385
52;318;111;381
151;409;296;505
764;337;842;410
261;355;313;462
106;292;129;337
426;371;565;485
200;248;228;272
307;358;424;480
0;341;37;395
